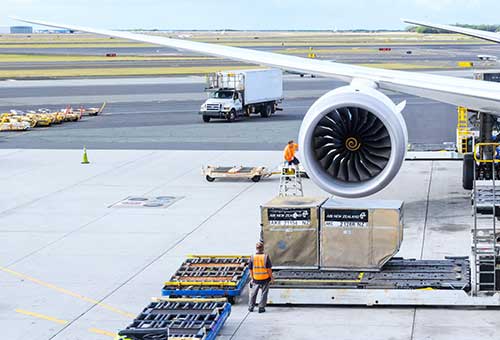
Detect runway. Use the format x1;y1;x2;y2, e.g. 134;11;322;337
0;75;458;150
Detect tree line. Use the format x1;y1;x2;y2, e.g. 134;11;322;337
407;24;500;33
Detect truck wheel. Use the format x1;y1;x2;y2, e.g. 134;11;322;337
261;104;271;118
251;175;261;182
206;175;215;182
202;115;211;123
463;153;474;190
227;109;236;122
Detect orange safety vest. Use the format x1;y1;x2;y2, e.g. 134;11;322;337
284;143;298;162
252;254;270;280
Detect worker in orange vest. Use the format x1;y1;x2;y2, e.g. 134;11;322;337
284;140;299;166
248;241;273;313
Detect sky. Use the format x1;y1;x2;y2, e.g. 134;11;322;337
1;0;500;30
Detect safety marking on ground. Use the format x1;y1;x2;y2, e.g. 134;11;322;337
15;309;68;325
89;327;117;338
15;308;117;338
1;266;135;318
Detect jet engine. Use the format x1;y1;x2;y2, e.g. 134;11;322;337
298;85;408;198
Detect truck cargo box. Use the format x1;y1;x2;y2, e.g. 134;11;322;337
207;68;283;105
261;196;327;269
320;199;404;271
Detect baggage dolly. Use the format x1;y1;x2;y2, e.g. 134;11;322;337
202;165;272;182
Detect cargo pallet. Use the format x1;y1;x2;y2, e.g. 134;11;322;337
117;297;231;340
162;255;250;302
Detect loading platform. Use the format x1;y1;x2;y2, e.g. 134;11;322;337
268;257;500;306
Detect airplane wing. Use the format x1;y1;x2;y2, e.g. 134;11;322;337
403;19;500;44
14;17;500;113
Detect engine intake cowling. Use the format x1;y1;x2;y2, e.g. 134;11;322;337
298;85;408;198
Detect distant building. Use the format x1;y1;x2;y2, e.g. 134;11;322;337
10;26;33;34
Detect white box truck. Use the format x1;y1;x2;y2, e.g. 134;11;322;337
199;68;283;122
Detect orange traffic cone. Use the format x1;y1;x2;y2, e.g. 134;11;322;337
81;146;90;164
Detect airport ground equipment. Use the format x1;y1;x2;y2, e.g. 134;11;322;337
472;144;500;294
462;70;500;189
264;197;499;306
456;106;477;154
162;255;250;301
199;69;283;122
0;116;30;131
116;297;231;340
278;166;304;196
79;102;106;116
261;196;327;268
203;165;271;182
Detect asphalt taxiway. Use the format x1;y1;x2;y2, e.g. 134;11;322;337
0;75;458;149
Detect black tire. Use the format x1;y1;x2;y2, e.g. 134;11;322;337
251;175;261;182
202;115;211;123
206;175;215;182
463;153;474;190
226;109;236;122
261;104;271;118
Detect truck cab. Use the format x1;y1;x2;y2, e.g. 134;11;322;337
200;89;243;122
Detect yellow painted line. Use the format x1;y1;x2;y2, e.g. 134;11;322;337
153;297;228;303
89;328;117;338
15;308;68;324
164;281;237;286
1;266;135;319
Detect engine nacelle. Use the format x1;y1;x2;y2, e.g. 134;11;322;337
298;85;408;198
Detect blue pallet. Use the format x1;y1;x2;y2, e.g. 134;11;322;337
205;303;231;340
162;268;249;298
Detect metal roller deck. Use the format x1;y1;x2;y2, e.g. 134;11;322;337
162;255;250;299
271;257;471;290
267;257;500;306
117;297;231;340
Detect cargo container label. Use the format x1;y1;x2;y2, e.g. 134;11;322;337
268;208;311;226
324;209;368;228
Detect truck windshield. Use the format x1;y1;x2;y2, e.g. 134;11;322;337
212;91;234;99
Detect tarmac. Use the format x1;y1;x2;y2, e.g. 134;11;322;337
1;149;497;340
0;75;458;149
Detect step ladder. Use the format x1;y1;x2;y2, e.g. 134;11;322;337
472;143;499;294
278;165;303;197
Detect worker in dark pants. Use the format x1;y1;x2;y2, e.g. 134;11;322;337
284;140;299;166
248;242;273;313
